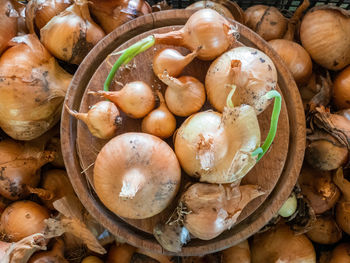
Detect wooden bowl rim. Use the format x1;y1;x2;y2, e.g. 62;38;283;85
61;9;306;256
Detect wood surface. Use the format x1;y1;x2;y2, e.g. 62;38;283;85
61;9;306;256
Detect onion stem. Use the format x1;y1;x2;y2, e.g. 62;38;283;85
252;90;282;161
104;35;155;91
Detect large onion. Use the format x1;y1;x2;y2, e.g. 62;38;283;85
300;6;350;70
333;65;350;110
0;34;72;140
306;215;342;244
0;0;17;55
94;132;181;219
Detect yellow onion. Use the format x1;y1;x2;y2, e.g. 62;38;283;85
182;184;264;240
251;223;316;263
333;66;350;110
300;6;350;71
159;72;206;117
26;0;73;34
0;0;17;55
222;240;250;263
40;0;105;65
174;104;260;184
88;0;151;34
0;200;50;242
306;215;342;244
298;165;340;214
329;243;350;263
28;239;68;263
186;1;233;19
269;39;312;85
0;34;72;140
107;243;136;263
205;47;277;114
94;132;181;219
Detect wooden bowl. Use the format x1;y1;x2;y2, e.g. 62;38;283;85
61;10;305;256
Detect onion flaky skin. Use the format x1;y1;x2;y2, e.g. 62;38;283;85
175;104;260;184
0;34;72;140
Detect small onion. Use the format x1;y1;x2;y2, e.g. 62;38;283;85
298;165;340;214
28;239;68;263
88;0;152;34
251;223;316;263
0;200;50;242
0;0;17;55
245;5;287;41
107;243;136;263
269;39;312;85
278;192;297;218
40;0;105;65
93;132;181;219
306;215;342;244
333;65;350;110
141;91;176;139
222;240;251;263
159;72;206;117
205;47;277;114
300;6;350;71
26;0;73;34
186;1;233;19
329;243;350;263
92;81;155;119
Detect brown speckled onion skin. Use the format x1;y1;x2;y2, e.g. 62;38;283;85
93;132;181;219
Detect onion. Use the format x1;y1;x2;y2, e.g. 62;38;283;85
186;1;233;19
222;240;250;263
0;138;56;200
278;192;297;218
333;66;350;110
152;48;199;78
174;101;260;184
93;132;181;219
298;165;340;214
205;47;277;114
0;200;50;242
181;183;264;240
269;39;312;85
91;81;155;119
107;243;136;263
65;101;122;139
141;91;176;139
251;223;316;263
158;72;206;117
0;0;18;55
306;215;342;245
40;0;105;65
300;6;350;71
329;243;350;263
0;34;72;141
26;0;73;35
82;256;103;263
88;0;151;34
11;0;28;35
28;239;68;263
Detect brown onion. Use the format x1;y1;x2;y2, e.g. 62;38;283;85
0;34;72;140
40;0;105;65
94;132;181;219
26;0;73;35
334;168;350;235
107;243;136;263
28;239;68;263
186;1;233;19
329;243;350;263
222;240;251;263
298;165;340;214
81;256;103;263
269;39;312;85
88;0;151;34
306;215;342;244
300;6;350;71
251;223;316;263
0;0;17;55
0;200;50;242
333;66;350;110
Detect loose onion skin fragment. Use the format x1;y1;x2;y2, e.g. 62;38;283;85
94;132;181;219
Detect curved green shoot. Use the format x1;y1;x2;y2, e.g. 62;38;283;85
226;85;237;108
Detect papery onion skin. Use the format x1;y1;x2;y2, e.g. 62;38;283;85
0;0;17;55
251;223;316;263
333;66;350;110
269;39;312;85
300;7;350;71
28;239;68;263
222;240;251;263
40;0;105;65
94;132;181;219
89;0;151;34
175;105;260;184
0;34;72;141
0;200;50;242
25;0;73;34
329;243;350;263
306;215;342;244
205;47;277;114
245;5;287;41
186;1;234;19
